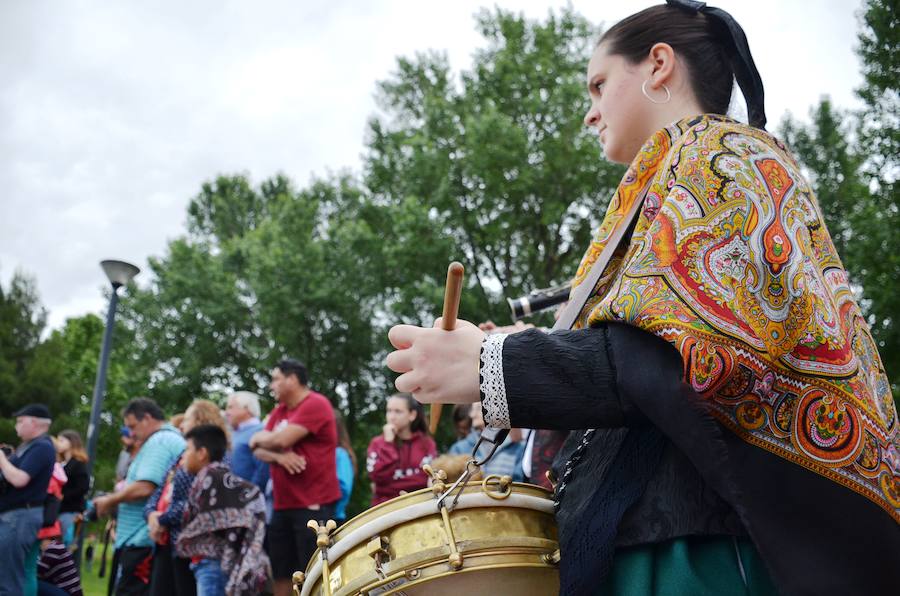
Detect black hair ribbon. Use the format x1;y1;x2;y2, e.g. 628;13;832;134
666;0;767;129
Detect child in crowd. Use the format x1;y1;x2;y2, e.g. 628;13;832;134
176;425;269;596
37;531;83;596
146;399;230;596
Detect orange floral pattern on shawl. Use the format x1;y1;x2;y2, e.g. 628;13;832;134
573;114;899;522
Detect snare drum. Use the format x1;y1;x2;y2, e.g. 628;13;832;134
295;476;559;595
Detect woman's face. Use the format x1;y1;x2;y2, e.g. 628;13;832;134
56;435;71;455
583;42;655;164
386;397;416;432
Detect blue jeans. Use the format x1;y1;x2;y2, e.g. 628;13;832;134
57;512;77;547
190;558;226;596
37;580;70;596
0;507;43;596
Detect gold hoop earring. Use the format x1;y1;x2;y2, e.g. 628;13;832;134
641;79;671;104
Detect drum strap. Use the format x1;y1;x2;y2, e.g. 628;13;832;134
480;185;648;467
473;427;510;463
552;182;649;332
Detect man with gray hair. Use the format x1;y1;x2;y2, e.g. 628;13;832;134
0;404;57;596
225;391;268;491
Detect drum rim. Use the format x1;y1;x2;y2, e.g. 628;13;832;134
336;481;552;537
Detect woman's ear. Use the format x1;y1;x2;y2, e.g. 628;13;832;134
647;42;677;89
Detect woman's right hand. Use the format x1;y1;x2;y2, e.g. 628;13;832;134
382;423;396;443
386;318;484;404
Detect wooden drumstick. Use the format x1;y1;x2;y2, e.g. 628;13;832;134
429;261;464;435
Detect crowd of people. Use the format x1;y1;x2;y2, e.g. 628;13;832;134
0;357;532;596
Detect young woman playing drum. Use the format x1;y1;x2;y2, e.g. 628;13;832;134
386;1;899;594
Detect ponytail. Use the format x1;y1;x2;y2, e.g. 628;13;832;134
600;2;767;129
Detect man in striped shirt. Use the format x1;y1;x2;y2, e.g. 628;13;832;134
93;398;184;595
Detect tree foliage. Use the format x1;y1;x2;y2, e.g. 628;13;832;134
0;275;118;475
852;0;899;385
366;8;624;323
780;0;899;390
0;271;83;444
0;271;49;417
104;8;617;516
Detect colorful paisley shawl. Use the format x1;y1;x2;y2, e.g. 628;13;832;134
573;114;899;523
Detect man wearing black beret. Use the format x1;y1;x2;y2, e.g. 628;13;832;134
0;404;57;596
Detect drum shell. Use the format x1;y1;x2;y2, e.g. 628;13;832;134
300;481;559;595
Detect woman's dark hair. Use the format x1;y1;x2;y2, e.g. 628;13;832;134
59;429;88;463
599;3;766;128
389;393;429;435
184;424;228;463
122;397;165;421
452;403;471;425
276;358;309;385
334;410;358;474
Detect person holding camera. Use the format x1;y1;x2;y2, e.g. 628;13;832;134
0;404;57;596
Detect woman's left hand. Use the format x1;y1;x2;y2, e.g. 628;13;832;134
147;511;161;541
386;318;485;404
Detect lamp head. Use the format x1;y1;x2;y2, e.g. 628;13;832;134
100;260;140;288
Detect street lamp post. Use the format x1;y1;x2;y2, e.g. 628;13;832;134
78;259;139;558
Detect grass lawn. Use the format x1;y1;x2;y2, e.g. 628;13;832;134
79;548;113;596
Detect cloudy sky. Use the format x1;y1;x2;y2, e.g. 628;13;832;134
1;0;864;331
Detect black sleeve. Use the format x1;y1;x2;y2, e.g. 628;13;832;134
61;459;91;512
63;460;90;499
499;322;685;430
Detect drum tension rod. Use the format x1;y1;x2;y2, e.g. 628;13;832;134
435;460;478;511
426;464;468;570
434;427;510;511
439;503;464;570
306;519;338;596
367;535;391;579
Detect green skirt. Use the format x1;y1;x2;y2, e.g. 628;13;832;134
600;536;778;596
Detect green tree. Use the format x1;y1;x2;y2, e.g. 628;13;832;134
115;173;395;510
779;0;899;390
365;7;625;326
0;271;83;445
0;270;48;419
852;0;899;385
780;99;868;261
111;8;629;517
47;313;141;490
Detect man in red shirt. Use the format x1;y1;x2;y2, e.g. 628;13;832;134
250;359;339;596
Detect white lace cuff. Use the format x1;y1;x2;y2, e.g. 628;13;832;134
479;333;511;429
